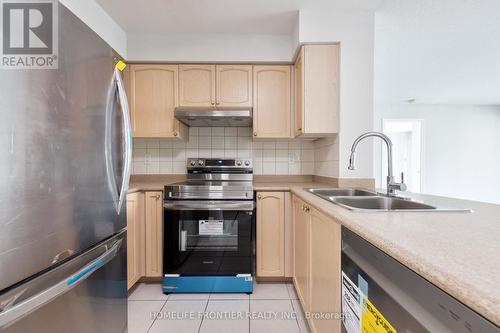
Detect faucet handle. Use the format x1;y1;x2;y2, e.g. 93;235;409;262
399;172;407;191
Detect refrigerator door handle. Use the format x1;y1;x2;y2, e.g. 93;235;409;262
105;67;132;214
0;238;122;329
115;67;132;214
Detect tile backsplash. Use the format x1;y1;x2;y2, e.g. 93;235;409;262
314;135;340;178
132;127;315;175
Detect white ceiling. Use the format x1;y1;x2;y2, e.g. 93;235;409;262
96;0;383;35
374;0;500;105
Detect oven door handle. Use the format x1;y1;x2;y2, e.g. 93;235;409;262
163;201;255;211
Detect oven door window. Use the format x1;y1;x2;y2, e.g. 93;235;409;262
180;216;238;251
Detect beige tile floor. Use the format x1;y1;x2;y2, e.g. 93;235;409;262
128;282;310;333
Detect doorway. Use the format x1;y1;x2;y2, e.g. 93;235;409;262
381;119;423;193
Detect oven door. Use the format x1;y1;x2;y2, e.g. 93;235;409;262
163;201;254;276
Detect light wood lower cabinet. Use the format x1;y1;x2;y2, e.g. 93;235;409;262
309;207;341;333
256;192;285;277
293;195;341;333
126;191;164;288
145;191;163;277
293;196;311;310
127;192;145;289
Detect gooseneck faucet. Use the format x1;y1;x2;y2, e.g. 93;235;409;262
348;132;406;196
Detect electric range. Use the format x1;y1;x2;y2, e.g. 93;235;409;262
162;158;255;294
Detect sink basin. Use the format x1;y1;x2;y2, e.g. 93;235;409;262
308;188;377;197
332;196;437;211
306;187;471;212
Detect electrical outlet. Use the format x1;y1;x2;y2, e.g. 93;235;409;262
145;153;152;164
289;151;300;163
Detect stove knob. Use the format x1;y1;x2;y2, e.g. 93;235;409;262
244;160;250;166
198;160;204;166
190;160;196;166
236;160;242;166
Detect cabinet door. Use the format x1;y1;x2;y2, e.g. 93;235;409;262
294;50;304;137
216;65;252;107
129;64;185;139
309;208;341;333
179;64;216;107
302;44;340;135
253;65;291;138
293;196;310;311
256;192;285;277
126;192;145;289
145;191;163;277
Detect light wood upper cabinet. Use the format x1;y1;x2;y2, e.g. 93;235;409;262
293;196;311;311
127;192;145;290
256;192;285;277
294;44;340;137
129;64;186;139
145;191;163;277
216;65;253;107
294;52;304;137
253;65;291;138
309;208;341;333
179;64;216;107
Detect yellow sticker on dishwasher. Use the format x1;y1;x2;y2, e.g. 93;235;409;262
362;299;397;333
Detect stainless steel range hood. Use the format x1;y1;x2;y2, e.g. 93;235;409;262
174;107;252;127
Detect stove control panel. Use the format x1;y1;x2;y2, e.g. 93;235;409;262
187;158;252;169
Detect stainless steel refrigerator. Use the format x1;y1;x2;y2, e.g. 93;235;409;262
0;2;131;332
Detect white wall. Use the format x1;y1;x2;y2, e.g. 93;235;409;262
60;0;127;57
374;104;500;204
127;33;294;62
297;9;375;179
374;0;500;105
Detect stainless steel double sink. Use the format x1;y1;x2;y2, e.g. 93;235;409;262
307;188;470;212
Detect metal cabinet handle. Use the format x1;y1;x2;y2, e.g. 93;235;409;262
257;194;262;200
253;132;257;137
173;131;178;137
297;127;302;131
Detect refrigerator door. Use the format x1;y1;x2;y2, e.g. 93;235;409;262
0;230;127;332
0;4;131;292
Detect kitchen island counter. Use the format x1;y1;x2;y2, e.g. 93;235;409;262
290;186;500;328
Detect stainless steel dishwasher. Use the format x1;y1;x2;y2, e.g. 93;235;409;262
341;227;500;333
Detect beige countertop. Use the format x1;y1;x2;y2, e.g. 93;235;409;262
127;176;500;326
290;186;500;327
128;175;186;193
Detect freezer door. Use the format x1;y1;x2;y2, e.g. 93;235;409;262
0;230;127;332
0;3;131;291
